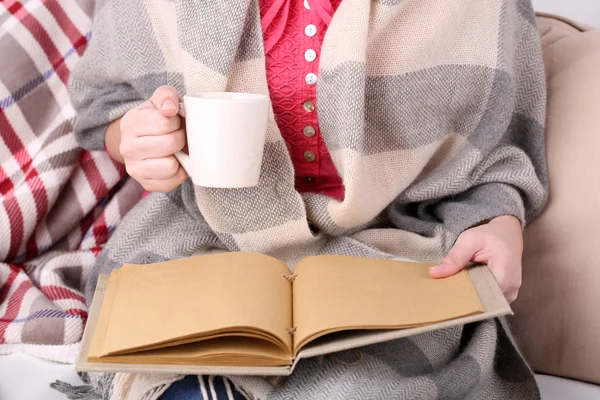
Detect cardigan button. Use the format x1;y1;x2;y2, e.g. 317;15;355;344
303;101;315;112
304;176;315;184
303;126;316;137
304;150;316;162
305;49;316;62
305;24;317;37
305;73;318;85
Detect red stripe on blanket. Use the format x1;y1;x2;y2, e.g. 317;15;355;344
64;308;88;321
44;0;89;56
0;166;15;196
23;172;50;258
0;279;33;343
4;0;28;21
0;108;48;260
3;281;33;317
90;246;104;257
40;285;86;304
0;108;30;165
5;1;70;85
0;265;21;305
92;212;109;247
3;196;25;261
79;151;109;201
24;186;48;258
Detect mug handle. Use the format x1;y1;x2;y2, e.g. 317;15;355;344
173;101;193;177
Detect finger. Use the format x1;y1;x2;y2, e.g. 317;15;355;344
121;129;186;159
139;167;188;192
122;107;181;136
126;156;181;180
429;232;483;279
149;85;182;117
129;108;181;137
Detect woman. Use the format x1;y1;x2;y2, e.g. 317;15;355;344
67;0;548;398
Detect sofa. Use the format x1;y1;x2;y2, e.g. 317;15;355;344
0;8;599;400
508;12;600;396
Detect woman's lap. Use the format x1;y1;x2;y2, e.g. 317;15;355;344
159;375;246;400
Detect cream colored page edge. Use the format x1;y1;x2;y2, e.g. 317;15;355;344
78;274;111;370
88;272;119;358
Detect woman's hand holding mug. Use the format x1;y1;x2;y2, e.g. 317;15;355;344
118;85;269;191
119;86;187;192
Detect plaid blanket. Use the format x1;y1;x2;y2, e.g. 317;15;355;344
0;0;143;361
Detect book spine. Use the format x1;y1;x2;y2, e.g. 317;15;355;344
283;274;298;334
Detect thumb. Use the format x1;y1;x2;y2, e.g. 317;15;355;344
149;85;181;117
429;233;481;279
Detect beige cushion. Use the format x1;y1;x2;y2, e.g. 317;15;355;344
509;14;600;384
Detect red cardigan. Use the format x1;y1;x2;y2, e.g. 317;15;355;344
260;0;344;201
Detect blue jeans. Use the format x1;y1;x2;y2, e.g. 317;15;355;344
159;375;247;400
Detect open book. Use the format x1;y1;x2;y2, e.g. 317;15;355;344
77;252;511;376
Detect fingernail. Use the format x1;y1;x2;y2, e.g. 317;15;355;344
429;265;445;271
162;100;177;110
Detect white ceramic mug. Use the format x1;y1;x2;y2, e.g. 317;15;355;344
174;92;270;188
